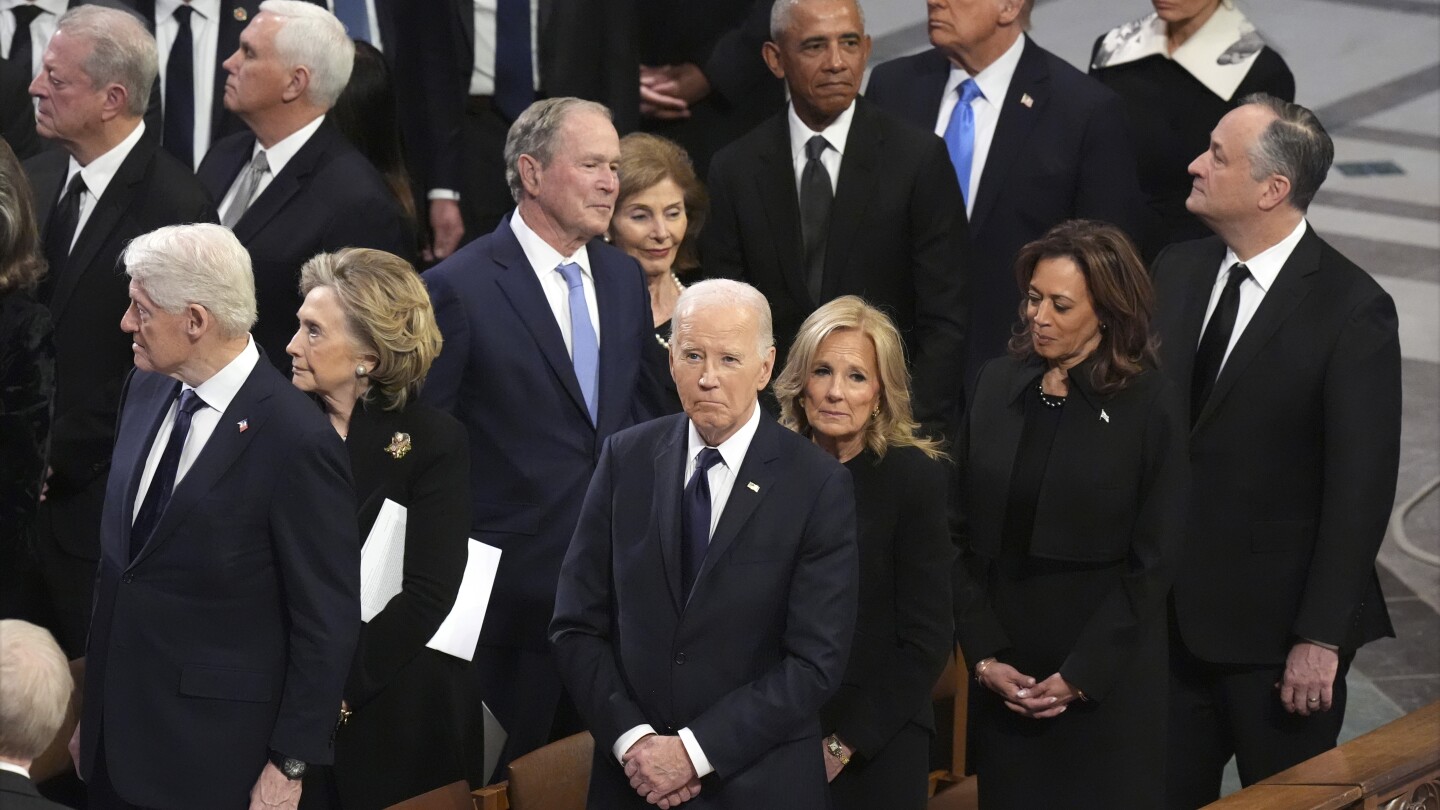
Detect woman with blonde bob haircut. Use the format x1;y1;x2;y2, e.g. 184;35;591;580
286;249;475;810
772;295;953;810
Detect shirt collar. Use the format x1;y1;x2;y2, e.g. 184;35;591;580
188;335;260;414
786;98;857;162
155;0;219;21
67;120;146;197
509;206;594;281
944;34;1026;107
252;114;325;177
686;399;763;474
1221;218;1308;294
2;0;66;17
0;760;29;779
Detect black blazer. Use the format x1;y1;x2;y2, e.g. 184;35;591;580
0;769;68;809
24;127;215;555
702;97;970;434
1154;228;1400;663
551;413;858;809
196;120;412;368
954;355;1188;700
866;39;1144;388
82;357;359;808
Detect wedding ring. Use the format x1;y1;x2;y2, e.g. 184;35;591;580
1307;698;1319;704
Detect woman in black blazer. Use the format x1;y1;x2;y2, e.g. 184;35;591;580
286;249;474;810
955;222;1187;808
1090;0;1295;254
772;296;954;810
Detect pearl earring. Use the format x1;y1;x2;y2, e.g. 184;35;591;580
355;364;368;378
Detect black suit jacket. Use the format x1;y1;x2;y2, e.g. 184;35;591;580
702;98;970;434
196;120;412;367
81;356;360;809
1154;228;1400;664
551;413;858;809
0;769;68;809
24;126;215;556
866;38;1144;388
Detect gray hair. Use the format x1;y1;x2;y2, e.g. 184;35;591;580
0;620;72;762
123;224;258;339
671;278;775;358
1240;93;1334;212
54;5;157;117
258;0;354;109
504;97;613;203
770;0;867;40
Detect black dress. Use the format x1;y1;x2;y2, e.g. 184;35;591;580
954;357;1188;809
0;288;54;618
824;445;953;810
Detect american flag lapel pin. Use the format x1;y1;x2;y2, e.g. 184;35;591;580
1100;409;1110;423
237;419;249;433
1020;93;1034;108
747;482;760;492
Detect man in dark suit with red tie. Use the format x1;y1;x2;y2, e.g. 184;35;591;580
1153;95;1401;808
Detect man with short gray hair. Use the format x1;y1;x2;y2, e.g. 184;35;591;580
77;223;360;809
0;620;72;809
1155;95;1401;807
21;2;216;661
423;96;658;775
196;0;409;368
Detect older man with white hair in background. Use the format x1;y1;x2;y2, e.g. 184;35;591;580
196;0;410;368
75;223;359;810
0;620;73;809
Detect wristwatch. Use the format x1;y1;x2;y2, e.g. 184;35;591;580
824;735;851;766
269;749;307;780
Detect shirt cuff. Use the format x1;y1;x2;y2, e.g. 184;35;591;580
677;727;713;778
1302;637;1340;652
613;724;656;763
427;188;460;201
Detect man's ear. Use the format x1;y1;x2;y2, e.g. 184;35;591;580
98;82;129;122
185;303;211;341
762;41;785;80
282;64;311;104
517;153;543;197
1256;173;1293;214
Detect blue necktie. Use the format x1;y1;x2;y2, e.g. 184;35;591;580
130;389;206;562
332;0;370;42
943;79;984;208
493;0;533;120
556;262;598;423
681;447;724;599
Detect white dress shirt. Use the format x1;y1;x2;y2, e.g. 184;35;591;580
468;0;538;96
217;114;326;221
0;760;30;779
0;0;66;77
787;99;855;198
509;207;602;352
133;337;260;522
1200;218;1308;371
61;121;147;252
155;0;220;168
934;35;1026;216
611;404;764;777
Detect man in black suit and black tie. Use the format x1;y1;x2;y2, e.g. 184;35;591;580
1153;95;1402;808
701;0;969;438
866;0;1143;391
0;620;73;810
196;0;409;368
22;3;215;657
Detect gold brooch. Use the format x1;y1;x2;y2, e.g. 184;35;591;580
385;432;412;459
233;7;247;21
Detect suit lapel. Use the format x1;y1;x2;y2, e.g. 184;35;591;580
114;376;179;560
691;415;782;599
754;115;811;307
653;419;688;612
971;37;1046;233
491;224;593;425
823;101;881;300
232;123;338;242
912;49;951;124
196;131;253;203
130;361;274;567
1194;229;1320;431
593;244;629;436
1164;242;1226;403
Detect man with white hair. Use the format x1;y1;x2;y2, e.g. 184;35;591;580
76;223;360;810
21;3;216;661
551;279;858;808
0;620;72;809
196;0;409;368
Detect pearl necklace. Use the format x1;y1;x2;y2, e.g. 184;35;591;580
654;272;685;350
1037;379;1067;409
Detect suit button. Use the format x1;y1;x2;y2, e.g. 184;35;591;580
121;573;133;583
674;652;686;665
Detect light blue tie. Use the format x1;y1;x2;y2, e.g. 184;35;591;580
556;262;598;423
332;0;371;42
943;79;984;208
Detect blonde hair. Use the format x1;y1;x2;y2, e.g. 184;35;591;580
0;620;72;761
774;296;944;460
298;249;441;411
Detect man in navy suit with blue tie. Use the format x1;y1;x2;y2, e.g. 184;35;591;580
422;97;656;776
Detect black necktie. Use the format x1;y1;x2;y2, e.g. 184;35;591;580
681;447;724;600
130;389;206;562
40;172;87;303
800;134;832;304
8;4;41;76
493;0;533;121
1191;263;1250;423
164;4;195;168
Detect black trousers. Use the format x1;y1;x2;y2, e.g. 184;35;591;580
1165;639;1352;810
